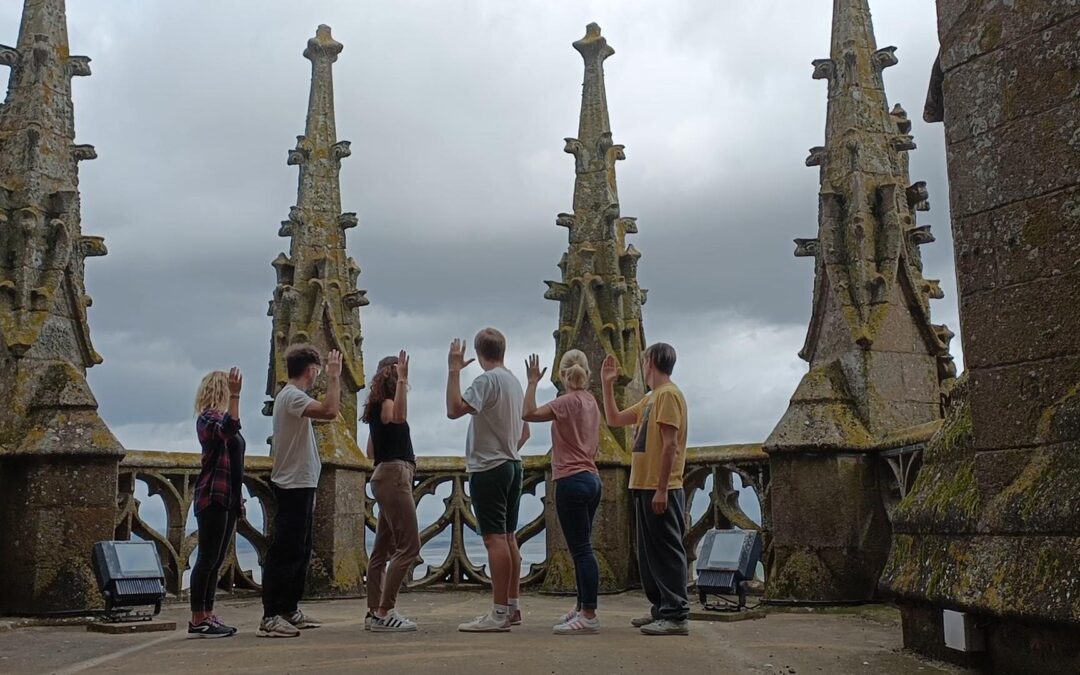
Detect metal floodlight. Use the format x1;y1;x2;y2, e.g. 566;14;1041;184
696;528;762;611
92;540;166;621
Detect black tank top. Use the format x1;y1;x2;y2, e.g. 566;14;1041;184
368;414;415;466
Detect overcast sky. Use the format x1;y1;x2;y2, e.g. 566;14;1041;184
1;0;961;458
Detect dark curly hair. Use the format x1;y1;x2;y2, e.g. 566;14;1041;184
360;355;399;424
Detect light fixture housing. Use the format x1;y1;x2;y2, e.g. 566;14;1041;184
695;529;762;610
92;540;167;619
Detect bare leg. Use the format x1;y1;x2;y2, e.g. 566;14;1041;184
506;533;521;605
484;534;511;606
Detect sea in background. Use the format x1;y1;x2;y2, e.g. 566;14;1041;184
130;473;761;589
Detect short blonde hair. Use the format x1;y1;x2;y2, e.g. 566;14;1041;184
194;371;230;415
559;349;590;391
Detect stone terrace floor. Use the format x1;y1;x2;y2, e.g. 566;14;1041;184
0;591;970;675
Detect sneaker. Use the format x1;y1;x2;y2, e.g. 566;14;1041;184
553;615;600;635
509;609;523;626
364;611;374;631
458;613;511;633
283;608;322;630
558;608;579;624
640;619;689;636
256;615;300;638
209;615;237;634
372;609;418;633
630;614;656;628
188;619;235;638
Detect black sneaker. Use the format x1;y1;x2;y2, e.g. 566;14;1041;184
188;619;235;638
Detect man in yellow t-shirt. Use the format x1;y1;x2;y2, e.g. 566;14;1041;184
601;343;690;636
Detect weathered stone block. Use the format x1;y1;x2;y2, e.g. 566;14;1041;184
941;12;1080;145
977;443;1080;534
766;453;891;602
961;269;1080;369
946;102;1079;219
968;355;1080;451
953;184;1080;295
307;465;366;598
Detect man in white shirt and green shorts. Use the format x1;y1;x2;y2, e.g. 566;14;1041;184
446;328;530;632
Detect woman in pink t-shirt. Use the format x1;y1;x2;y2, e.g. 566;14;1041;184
522;349;602;635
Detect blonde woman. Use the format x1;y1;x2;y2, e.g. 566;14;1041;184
522;350;602;635
189;368;245;638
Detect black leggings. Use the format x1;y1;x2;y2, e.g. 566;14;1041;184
190;504;237;613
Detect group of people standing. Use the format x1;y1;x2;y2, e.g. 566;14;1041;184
186;328;691;640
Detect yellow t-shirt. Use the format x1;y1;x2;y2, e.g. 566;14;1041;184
627;382;688;490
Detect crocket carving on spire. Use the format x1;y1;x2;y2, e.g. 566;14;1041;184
545;24;646;458
266;25;367;457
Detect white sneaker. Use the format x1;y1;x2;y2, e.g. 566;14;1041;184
364;611;374;631
640;619;689;636
458;613;511;633
558;608;579;624
256;615;300;638
372;609;418;633
283;608;322;629
553;614;600;635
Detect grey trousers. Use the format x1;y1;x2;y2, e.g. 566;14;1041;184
632;488;690;621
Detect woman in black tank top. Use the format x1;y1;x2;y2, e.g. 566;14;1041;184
361;352;420;632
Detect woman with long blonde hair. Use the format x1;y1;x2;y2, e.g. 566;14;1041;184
188;367;245;638
522;349;602;635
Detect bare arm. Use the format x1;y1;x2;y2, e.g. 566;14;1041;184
651;424;679;514
391;350;409;424
522;353;556;422
517;422;531;451
600;355;637;428
226;367;242;422
366;432;375;460
446;339;476;420
303;350;343;420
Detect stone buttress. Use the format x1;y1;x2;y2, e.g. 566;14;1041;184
764;0;953;602
542;23;646;593
264;25;369;597
881;2;1080;670
0;0;123;614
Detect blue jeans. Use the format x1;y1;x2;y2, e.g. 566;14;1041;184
555;471;602;610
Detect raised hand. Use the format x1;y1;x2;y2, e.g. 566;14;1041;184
601;354;619;387
326;350;343;378
228;367;243;395
396;349;410;381
448;339;475;373
526;353;547;386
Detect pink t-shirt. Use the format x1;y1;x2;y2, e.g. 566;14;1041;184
548;389;601;481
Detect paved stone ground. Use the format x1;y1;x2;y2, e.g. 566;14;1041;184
0;592;969;675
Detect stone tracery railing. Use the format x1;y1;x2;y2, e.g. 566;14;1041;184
115;444;771;596
682;444;770;580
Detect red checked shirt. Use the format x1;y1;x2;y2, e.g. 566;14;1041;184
193;410;244;515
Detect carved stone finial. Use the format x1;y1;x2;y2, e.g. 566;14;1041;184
304;24;343;63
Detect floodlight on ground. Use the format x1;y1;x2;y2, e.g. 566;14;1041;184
695;529;762;611
92;540;166;621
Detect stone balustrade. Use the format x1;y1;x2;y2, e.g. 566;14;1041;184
114;445;771;598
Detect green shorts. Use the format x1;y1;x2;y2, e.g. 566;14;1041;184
469;460;523;536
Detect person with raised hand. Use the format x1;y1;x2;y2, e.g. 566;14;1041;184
521;350;603;635
258;345;342;638
446;329;530;632
362;350;421;633
600;344;691;636
189;367;246;638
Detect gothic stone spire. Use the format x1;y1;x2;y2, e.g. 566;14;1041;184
546;23;646;458
768;0;953;449
0;0;119;456
266;25;368;457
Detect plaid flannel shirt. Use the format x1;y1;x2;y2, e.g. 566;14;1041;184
193;410;242;515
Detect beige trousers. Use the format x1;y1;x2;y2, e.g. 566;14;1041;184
367;460;421;611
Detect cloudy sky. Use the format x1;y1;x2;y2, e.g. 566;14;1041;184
2;0;961;457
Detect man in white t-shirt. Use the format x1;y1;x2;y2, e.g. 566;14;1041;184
446;328;530;632
257;344;342;639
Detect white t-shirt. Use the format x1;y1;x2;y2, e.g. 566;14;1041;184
461;367;525;473
271;384;321;488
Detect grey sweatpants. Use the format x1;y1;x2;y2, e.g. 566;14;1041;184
632;488;690;621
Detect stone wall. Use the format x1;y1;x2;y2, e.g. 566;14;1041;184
881;2;1080;670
